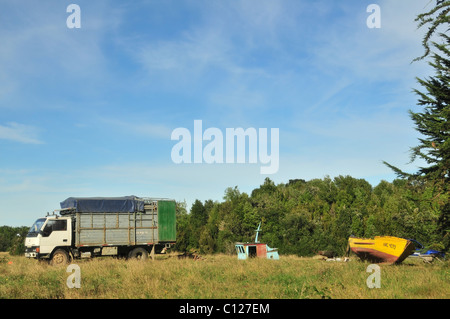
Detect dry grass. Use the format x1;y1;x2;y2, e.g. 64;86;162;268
0;252;448;299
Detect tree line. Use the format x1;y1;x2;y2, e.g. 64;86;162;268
0;176;446;256
174;176;447;256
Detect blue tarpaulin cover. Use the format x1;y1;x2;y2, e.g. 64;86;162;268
60;196;145;213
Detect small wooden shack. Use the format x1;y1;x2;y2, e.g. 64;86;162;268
235;222;279;260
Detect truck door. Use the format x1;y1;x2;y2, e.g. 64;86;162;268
39;218;71;255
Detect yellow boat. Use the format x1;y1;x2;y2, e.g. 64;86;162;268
348;236;416;264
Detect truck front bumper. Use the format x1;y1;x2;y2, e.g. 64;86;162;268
25;246;40;258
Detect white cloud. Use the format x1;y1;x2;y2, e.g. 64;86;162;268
300;0;430;87
101;118;173;140
131;0;295;82
0;122;43;144
135;28;238;80
0;1;124;106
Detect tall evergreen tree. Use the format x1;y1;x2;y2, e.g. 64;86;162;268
408;38;450;185
384;1;449;250
413;0;450;62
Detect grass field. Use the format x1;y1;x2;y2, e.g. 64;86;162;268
0;252;448;299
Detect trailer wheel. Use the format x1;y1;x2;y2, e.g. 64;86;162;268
128;247;148;260
51;249;70;266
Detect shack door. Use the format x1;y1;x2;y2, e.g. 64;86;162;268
257;244;267;258
248;245;257;258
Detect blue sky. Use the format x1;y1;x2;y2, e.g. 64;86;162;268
0;0;435;226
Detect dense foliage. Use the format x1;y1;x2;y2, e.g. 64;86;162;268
175;176;446;256
0;226;28;255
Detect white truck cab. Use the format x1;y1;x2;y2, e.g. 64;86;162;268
25;214;72;260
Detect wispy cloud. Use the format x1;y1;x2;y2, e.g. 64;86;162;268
0;0;123;107
130;0;292;83
308;0;429;84
0;122;43;144
101;118;173;140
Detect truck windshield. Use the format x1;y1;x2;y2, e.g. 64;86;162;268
27;218;46;237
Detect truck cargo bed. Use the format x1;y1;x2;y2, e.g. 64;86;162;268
66;199;176;247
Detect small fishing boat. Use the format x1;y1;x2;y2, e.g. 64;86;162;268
235;222;279;260
348;236;416;264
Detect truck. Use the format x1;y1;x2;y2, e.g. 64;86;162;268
24;196;176;265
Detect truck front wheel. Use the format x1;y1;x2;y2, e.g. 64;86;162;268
128;247;148;260
51;249;70;266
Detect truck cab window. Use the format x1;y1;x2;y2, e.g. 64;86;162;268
42;219;67;237
27;218;46;237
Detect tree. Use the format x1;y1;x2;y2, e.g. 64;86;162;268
413;0;450;62
0;226;28;255
187;199;208;250
174;201;190;252
384;1;450;250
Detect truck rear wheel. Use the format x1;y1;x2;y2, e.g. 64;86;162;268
128;247;148;260
51;249;70;266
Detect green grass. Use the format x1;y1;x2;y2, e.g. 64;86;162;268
0;252;448;299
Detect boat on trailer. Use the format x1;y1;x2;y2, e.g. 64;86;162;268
348;236;416;264
235;222;279;260
407;239;446;263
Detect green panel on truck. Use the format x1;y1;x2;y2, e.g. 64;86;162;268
158;200;176;242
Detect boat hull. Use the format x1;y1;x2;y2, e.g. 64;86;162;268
348;236;415;264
